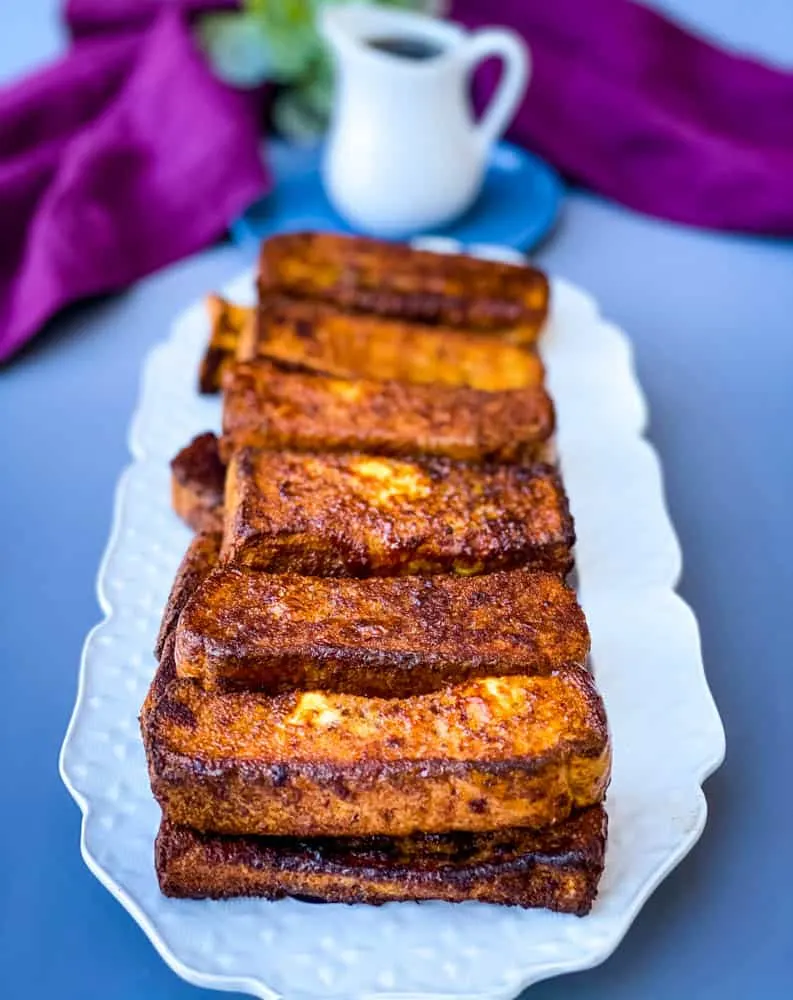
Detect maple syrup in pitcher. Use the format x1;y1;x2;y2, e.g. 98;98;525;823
366;35;445;60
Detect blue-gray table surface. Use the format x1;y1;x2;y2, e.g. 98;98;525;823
2;2;792;998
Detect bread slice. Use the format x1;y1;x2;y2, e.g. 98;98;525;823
253;295;545;391
155;807;607;913
222;448;574;576
143;657;610;838
170;433;225;533
258;232;549;335
198;295;255;394
155;531;221;659
174;566;589;695
220;360;555;466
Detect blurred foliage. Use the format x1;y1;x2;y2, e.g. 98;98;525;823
199;1;439;139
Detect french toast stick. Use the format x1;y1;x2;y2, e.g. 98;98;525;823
143;658;610;838
222;448;574;576
220;360;555;465
170;433;226;533
174;567;589;695
155;808;607;913
258;233;549;336
254;295;545;391
199;295;255;393
155;531;221;659
144;552;608;911
141;632;179;732
147;643;606;911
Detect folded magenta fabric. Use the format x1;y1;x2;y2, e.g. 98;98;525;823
453;0;793;235
0;0;268;362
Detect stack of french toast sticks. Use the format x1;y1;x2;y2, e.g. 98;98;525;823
142;232;612;914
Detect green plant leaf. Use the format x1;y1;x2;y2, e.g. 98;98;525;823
198;12;272;87
246;0;321;82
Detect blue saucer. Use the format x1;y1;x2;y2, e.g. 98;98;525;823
230;140;563;252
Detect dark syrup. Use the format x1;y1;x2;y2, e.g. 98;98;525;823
366;35;444;61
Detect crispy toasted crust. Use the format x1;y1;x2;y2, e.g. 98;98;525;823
144;659;610;837
154;531;221;659
254;295;545;391
170;433;226;533
222;448;573;576
174;567;589;695
198;295;255;393
155;807;607;913
258;233;549;335
141;633;179;732
220;360;555;465
144;535;217;731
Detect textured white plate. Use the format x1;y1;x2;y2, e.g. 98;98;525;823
60;242;725;1000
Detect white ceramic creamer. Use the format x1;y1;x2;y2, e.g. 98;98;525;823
320;3;530;236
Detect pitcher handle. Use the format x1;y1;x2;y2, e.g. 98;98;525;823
464;29;531;151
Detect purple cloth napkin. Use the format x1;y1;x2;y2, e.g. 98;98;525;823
454;0;793;235
0;0;267;362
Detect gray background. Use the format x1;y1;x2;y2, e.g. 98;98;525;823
1;2;792;998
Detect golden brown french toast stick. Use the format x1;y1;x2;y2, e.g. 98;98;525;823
144;663;610;837
170;433;226;533
254;296;545;390
155;807;607;914
174;566;589;695
220;360;555;465
198;295;255;393
154;531;221;659
222;448;574;576
258;232;549;336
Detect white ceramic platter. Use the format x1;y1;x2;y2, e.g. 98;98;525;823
60;241;725;999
